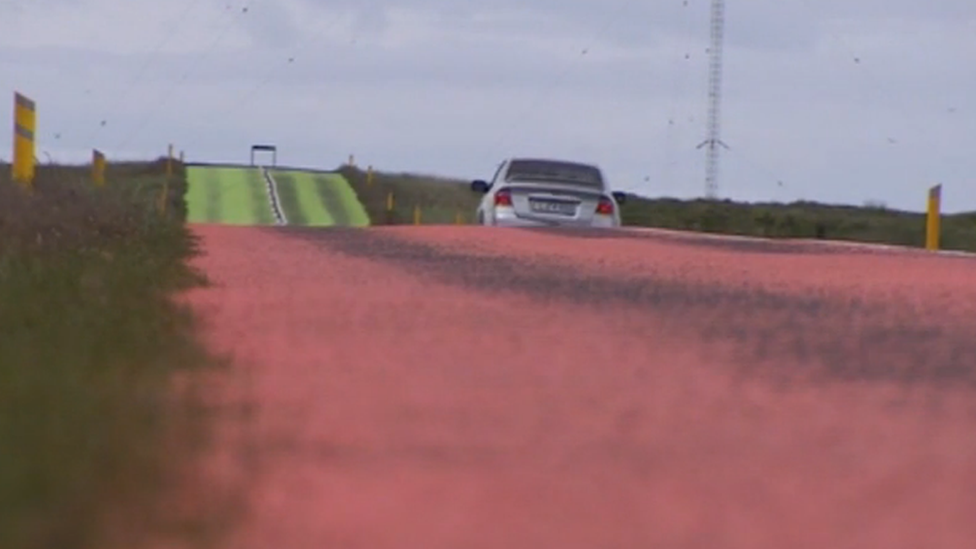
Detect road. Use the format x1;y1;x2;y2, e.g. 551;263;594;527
182;224;976;549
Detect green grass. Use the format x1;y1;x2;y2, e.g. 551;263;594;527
337;163;976;251
337;165;476;225
186;166;275;224
322;172;370;227
186;166;369;227
0;159;225;549
618;196;976;252
272;170;333;225
270;170;369;227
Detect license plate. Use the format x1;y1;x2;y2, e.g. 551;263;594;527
530;200;576;215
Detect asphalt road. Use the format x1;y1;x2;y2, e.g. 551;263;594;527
182;224;976;549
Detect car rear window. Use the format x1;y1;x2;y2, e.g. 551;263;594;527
504;160;604;188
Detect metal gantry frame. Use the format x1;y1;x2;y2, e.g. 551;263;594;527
697;0;728;200
250;144;277;166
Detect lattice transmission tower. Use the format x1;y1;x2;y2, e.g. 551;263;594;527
696;0;729;199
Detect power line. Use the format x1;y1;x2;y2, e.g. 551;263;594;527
12;0;201;149
660;0;697;192
84;0;202;148
193;7;351;130
113;1;259;153
792;0;957;150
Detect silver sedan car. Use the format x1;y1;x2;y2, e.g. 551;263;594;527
471;157;627;228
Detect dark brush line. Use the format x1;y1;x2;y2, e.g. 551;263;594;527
261;167;287;225
278;227;976;388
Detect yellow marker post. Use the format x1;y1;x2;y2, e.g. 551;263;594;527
413;205;422;225
12;92;36;188
455;211;463;225
92;149;106;187
383;191;395;224
926;184;942;251
158;181;169;215
366;165;373;187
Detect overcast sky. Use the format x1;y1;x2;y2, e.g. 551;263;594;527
1;0;973;211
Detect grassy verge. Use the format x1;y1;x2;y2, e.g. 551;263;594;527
337;164;477;225
619;196;976;252
0;159;223;549
338;164;976;251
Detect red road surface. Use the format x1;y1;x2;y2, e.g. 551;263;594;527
183;224;976;549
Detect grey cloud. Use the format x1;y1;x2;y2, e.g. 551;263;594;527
3;0;975;211
296;0;974;51
239;1;302;48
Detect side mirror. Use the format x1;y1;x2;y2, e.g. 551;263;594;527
471;179;490;193
612;191;627;205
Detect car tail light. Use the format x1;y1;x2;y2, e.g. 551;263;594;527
494;189;513;207
596;196;614;215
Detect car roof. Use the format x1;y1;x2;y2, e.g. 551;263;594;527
506;157;600;169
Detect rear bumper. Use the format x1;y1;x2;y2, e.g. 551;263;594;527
491;209;619;228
